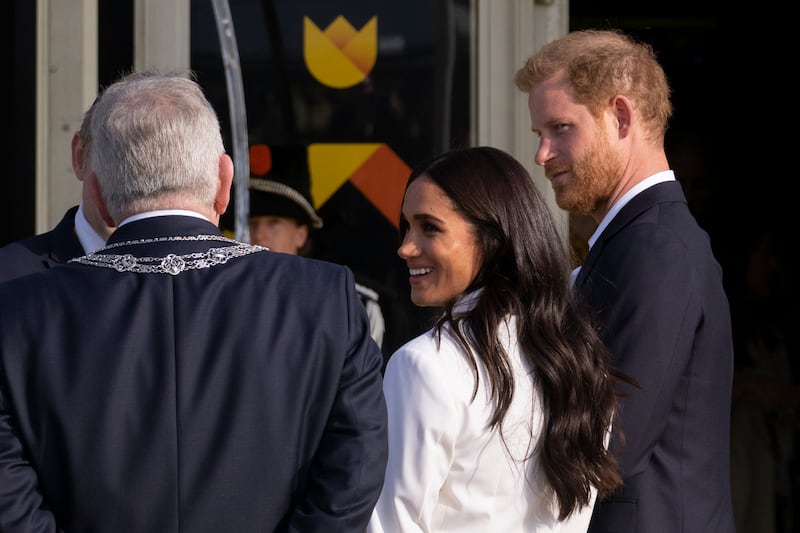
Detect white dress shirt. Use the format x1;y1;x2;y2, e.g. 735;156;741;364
368;292;596;532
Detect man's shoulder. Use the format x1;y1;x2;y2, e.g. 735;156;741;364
0;207;83;282
0;230;51;256
0;233;53;281
247;250;351;285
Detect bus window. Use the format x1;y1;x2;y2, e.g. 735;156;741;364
191;0;472;355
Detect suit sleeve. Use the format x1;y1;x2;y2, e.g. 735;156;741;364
286;266;389;532
0;359;61;532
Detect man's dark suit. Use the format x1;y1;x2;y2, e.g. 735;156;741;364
0;205;83;282
0;215;388;532
579;181;735;533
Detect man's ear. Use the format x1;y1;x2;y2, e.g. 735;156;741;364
610;94;634;138
71;132;85;181
86;172;115;227
214;153;234;216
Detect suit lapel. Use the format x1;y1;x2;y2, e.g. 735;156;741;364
573;181;687;290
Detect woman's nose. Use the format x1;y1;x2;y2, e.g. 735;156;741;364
397;234;418;259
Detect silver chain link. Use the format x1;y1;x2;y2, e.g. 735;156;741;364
69;236;268;275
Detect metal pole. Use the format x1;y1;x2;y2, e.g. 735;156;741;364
210;0;249;242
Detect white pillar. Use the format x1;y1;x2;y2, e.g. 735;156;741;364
473;0;568;241
36;0;98;232
134;0;190;73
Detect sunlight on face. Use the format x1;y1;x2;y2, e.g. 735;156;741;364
397;175;482;307
248;215;308;255
553;127;624;215
528;72;623;215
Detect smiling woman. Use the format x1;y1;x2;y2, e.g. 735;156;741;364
369;145;632;532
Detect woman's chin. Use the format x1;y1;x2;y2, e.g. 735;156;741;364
410;291;441;308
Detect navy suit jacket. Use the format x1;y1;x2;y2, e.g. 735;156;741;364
0;215;388;532
579;181;735;533
0;206;84;282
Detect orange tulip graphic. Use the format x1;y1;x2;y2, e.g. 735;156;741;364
308;143;409;228
304;15;378;89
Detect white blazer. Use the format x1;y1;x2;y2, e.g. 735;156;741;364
368;293;597;532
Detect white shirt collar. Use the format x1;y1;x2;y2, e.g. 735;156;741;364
587;170;675;249
74;203;107;254
453;288;483;314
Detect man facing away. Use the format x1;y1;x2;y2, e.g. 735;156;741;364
0;93;111;281
515;29;735;532
0;71;388;532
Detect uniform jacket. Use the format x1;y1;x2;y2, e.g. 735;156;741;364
0;215;388;533
578;181;735;533
0;206;84;282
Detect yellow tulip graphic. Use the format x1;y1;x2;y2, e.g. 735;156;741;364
304;16;377;89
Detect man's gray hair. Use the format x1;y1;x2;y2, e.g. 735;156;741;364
90;72;225;221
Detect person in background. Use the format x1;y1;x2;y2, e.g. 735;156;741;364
0;92;111;281
248;143;386;350
730;226;800;533
368;145;628;532
0;71;387;532
515;29;735;532
247;144;323;256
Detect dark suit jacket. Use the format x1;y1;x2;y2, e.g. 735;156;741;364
0;215;388;533
0;205;84;282
579;181;735;533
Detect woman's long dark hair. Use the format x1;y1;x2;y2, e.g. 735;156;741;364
399;146;626;519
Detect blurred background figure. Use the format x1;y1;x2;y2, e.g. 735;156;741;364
247;144;386;350
248;144;323;256
730;225;800;533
